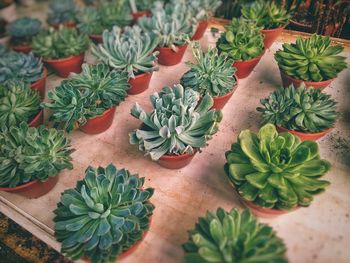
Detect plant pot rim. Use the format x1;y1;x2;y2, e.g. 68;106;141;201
0;179;40;191
279;69;336;85
156;44;188;51
234;50;265;63
261;25;286;32
28;109;43;126
277;126;333;136
31;66;47;85
11;42;31;49
211;75;238;99
43;53;84;63
49;20;76;27
159;149;198;160
130;71;153;80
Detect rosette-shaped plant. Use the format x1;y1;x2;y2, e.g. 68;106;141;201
183;208;287;263
47;0;77;25
181;43;237;97
0;51;43;83
0;123;74;187
91;26;159;78
32;28;90;60
54;164;154;263
188;0;222;21
43;64;129;132
257;85;339;133
275;34;347;82
7;17;42;45
225;124;331;210
98;0;132;29
129;84;223;160
77;7;104;36
217;18;264;61
0;80;41;127
241;0;290;29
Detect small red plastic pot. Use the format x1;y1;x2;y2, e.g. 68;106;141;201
233;51;264;79
276;126;332;141
89;34;103;44
128;72;153;95
211;79;238;110
261;26;285;49
28;109;44;128
31;67;47;100
80;107;116;135
12;43;32;53
192;20;209;41
43;53;85;78
279;69;334;90
131;10;151;22
0;176;59;199
157;150;197;169
155;44;188;66
50;21;76;29
242;199;299;218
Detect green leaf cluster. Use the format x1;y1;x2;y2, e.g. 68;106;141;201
7;17;42;45
187;0;222;21
47;0;77;25
54;164;154;263
133;0;157;11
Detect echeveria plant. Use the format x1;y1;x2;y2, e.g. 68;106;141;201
188;0;222;21
7;17;42;45
47;0;77;25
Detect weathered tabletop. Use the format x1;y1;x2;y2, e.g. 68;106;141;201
1;4;350;263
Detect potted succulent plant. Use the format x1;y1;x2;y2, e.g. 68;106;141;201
43;63;129;134
129;0;153;21
0;0;17;23
217;18;265;79
0;123;74;198
0;51;47;99
275;34;347;89
138;2;195;66
0;18;9;44
129;84;222;169
47;0;77;29
181;44;237;109
183;208;287;262
242;0;291;49
257;84;339;141
224;123;331;217
54;164;154;263
32;28;90;78
92;26;159;95
0;80;42;128
6;17;42;53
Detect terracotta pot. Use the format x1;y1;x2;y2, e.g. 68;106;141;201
157;150;197;169
242;198;298;218
50;21;76;29
276;126;332;141
192;20;208;40
155;44;188;66
128;72;153;95
43;53;85;78
279;69;334;90
31;67;47;100
12;43;32;53
261;26;284;49
132;10;151;22
89;34;103;44
233;51;265;79
28;109;44;128
80;107;116;134
0;176;59;199
211;79;238;110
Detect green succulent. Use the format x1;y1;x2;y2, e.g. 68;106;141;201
0;51;43;83
183;208;287;263
188;0;222;21
0;122;74;187
91;26;159;78
0;44;7;55
241;0;290;29
0;80;41;127
54;164;154;263
257;85;339;133
43;64;128;132
129;0;157;11
7;17;42;45
77;7;104;36
225;124;331;210
47;0;77;25
181;43;237;97
98;0;132;29
217;18;264;61
32;28;90;60
129;84;223;160
275;34;347;82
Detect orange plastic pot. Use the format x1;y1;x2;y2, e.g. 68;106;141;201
31;67;47;100
261;26;285;49
0;176;59;199
128;72;153;95
131;10;151;22
192;20;208;40
211;79;238;109
155;44;188;66
276;126;332;141
89;34;103;44
43;53;85;78
279;69;334;90
157;150;197;169
28;109;44;128
50;21;76;29
80;107;116;134
233;51;264;79
12;43;32;53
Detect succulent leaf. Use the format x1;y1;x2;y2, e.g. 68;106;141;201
47;0;77;25
7;17;42;45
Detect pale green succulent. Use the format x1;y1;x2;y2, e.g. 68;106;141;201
47;0;77;25
98;0;132;29
188;0;222;21
7;17;42;45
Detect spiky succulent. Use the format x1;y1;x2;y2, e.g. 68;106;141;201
91;26;159;78
275;34;347;82
181;44;237;97
32;28;90;60
183;208;287;263
0;123;74;187
77;7;104;36
7;17;42;45
47;0;77;25
257;85;339;133
43;64;129;132
217;18;264;61
0;51;43;83
98;0;132;29
188;0;222;21
241;0;290;29
225;124;331;210
129;84;223;160
0;80;41;127
54;164;154;263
